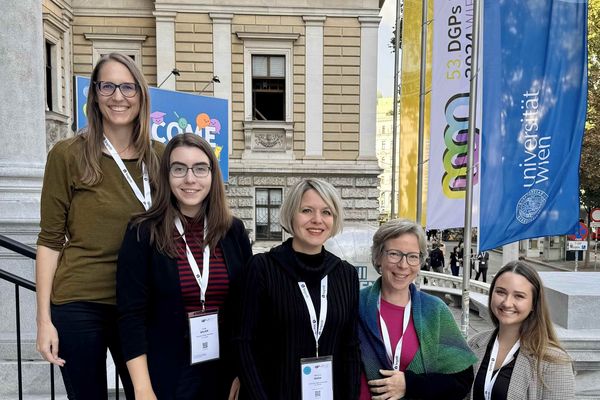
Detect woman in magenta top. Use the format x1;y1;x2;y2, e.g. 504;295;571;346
358;219;477;399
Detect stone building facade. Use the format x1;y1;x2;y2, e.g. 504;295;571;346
41;0;383;245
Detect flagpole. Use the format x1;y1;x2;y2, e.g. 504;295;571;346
416;0;428;224
391;0;402;220
461;0;483;338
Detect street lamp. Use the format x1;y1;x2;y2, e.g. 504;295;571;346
157;68;180;88
199;75;220;94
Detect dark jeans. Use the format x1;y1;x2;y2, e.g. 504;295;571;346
51;301;134;400
450;264;460;276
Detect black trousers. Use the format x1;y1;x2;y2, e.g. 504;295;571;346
475;268;488;282
51;301;134;400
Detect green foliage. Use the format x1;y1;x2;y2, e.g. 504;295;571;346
389;1;404;52
581;0;600;211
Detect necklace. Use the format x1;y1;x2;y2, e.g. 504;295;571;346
115;142;132;155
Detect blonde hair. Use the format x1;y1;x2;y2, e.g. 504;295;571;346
78;53;159;186
279;179;343;237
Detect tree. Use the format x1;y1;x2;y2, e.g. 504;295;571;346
581;1;600;211
580;0;600;265
389;1;403;50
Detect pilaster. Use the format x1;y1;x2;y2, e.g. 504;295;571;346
154;10;177;90
358;16;381;159
303;15;326;158
210;13;234;155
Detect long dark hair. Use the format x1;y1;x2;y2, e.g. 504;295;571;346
78;53;159;186
489;262;570;372
132;133;232;257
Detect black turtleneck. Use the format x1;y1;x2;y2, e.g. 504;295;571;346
238;238;361;400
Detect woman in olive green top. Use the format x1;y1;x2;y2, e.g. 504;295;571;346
35;53;163;400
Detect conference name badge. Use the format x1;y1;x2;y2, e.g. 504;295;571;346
188;310;219;365
300;356;333;400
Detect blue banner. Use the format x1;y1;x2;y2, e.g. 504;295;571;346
479;0;588;250
75;76;229;180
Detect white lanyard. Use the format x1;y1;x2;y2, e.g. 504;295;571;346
175;217;210;310
103;136;151;210
378;296;412;371
483;337;520;400
298;276;328;357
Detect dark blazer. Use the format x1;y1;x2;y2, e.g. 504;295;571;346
468;330;575;400
117;217;252;399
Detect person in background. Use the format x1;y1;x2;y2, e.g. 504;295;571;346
468;261;575;400
475;251;490;283
359;219;477;400
35;53;163;399
450;246;461;277
429;242;445;273
238;178;360;399
117;133;252;399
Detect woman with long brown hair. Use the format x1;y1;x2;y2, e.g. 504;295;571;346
35;53;163;399
117;133;252;399
468;261;575;399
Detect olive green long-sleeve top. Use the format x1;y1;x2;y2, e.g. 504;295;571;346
37;136;163;305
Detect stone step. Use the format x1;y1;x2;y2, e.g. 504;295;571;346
2;390;124;400
0;360;65;396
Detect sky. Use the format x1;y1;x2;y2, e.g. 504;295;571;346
377;0;397;98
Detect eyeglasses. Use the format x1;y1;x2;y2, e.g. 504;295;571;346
169;163;211;178
94;81;139;98
383;250;423;267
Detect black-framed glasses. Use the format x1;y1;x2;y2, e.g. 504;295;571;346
94;81;139;98
383;250;423;267
169;163;211;178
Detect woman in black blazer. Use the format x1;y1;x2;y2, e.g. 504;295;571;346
117;133;252;399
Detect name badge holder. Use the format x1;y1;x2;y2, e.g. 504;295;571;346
378;295;411;371
298;277;333;400
188;309;219;365
103;136;151;210
483;337;520;400
300;355;334;400
174;217;220;365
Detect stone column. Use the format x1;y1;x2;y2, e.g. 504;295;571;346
0;0;53;396
210;13;233;154
303;16;326;158
0;1;46;258
154;10;177;90
358;16;381;159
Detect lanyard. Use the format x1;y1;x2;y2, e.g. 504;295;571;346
378;296;411;371
175;217;210;311
483;337;520;400
298;276;328;357
103;136;151;210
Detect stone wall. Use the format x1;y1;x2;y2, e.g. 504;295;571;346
226;170;380;242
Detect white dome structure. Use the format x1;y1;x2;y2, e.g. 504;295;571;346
325;223;379;287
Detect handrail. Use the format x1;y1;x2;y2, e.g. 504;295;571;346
0;268;36;291
0;234;36;259
0;233;121;399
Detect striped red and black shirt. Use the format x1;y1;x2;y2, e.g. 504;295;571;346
175;218;229;313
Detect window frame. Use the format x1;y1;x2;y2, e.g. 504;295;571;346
251;54;286;121
255;187;283;241
238;33;297;123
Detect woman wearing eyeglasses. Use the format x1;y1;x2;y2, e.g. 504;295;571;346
358;219;477;400
117;133;252;400
35;53;163;399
